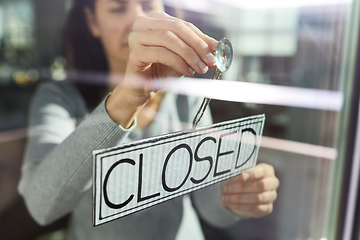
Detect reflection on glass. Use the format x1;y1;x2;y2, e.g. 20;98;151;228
0;0;358;239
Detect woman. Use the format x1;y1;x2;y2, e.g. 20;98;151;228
18;0;279;239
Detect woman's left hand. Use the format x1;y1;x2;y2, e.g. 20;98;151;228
221;163;280;218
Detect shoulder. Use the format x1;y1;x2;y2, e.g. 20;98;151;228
35;80;80;100
31;80;87;117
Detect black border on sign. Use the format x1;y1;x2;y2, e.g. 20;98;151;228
93;115;265;226
99;120;262;219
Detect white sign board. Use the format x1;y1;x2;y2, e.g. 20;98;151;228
93;114;265;226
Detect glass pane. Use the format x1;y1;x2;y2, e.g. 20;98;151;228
0;0;359;239
163;0;357;239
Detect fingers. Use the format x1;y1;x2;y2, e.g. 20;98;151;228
223;175;280;194
129;13;217;75
219;163;279;218
242;163;276;181
128;45;195;77
223;203;274;219
130;30;211;74
143;12;218;52
221;190;278;205
225;163;276;185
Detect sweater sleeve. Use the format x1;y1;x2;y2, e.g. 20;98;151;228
190;97;241;228
18;82;135;226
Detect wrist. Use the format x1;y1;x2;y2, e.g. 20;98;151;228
105;86;149;129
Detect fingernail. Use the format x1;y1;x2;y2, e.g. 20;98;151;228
243;172;250;181
188;67;195;75
221;195;228;202
198;61;208;72
212;41;218;48
206;52;215;64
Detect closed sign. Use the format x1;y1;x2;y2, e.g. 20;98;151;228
93;114;265;226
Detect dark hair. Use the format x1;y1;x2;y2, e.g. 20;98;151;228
62;0;109;110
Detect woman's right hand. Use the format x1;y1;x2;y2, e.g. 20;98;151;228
106;12;218;128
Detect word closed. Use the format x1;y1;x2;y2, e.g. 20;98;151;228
93;114;265;226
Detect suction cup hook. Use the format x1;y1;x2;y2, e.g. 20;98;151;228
215;38;233;73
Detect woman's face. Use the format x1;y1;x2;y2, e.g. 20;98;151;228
86;0;164;72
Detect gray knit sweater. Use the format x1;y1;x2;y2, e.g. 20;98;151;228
18;80;239;240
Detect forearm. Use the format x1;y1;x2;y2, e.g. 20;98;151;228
19;98;135;225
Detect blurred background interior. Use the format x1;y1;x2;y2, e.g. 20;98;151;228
1;0;360;239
